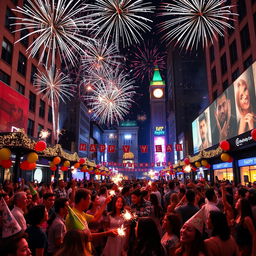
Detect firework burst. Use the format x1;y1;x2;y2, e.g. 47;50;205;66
86;0;155;48
12;0;93;67
85;71;136;125
159;0;236;49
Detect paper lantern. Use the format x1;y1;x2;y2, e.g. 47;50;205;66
206;164;211;169
63;161;70;167
219;140;230;151
227;157;233;163
0;148;11;160
53;157;61;165
0;159;12;168
184;157;190;165
88;166;94;171
34;141;46;152
60;166;68;171
201;160;208;167
50;165;57;171
221;153;230;162
27;152;38;163
251;129;256;141
79;158;85;164
28;163;36;170
195;161;201;167
74;163;80;168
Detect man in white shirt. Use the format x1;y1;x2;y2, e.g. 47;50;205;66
11;191;28;231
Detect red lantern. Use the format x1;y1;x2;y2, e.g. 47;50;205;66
20;161;29;170
184;157;190;165
79;158;85;164
60;166;68;171
251;129;256;141
28;163;36;170
0;159;12;168
219;140;230;151
206;164;211;169
228;157;233;163
50;166;57;171
34;141;47;152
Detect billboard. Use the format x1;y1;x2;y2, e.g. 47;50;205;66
192;61;256;153
0;81;29;132
154;136;166;163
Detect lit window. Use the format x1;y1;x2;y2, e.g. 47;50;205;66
124;134;132;140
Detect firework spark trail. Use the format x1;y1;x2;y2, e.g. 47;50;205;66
159;0;237;49
86;0;155;48
12;0;93;67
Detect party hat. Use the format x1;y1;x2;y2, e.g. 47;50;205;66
29;183;37;196
0;198;22;238
66;206;86;231
184;207;205;234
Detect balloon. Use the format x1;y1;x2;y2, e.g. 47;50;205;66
81;166;88;172
74;163;80;168
195;161;201;167
50;165;57;171
60;166;68;171
221;153;230;162
49;161;55;167
20;161;29;170
53;157;61;165
34;141;46;152
251;129;256;141
219;140;230;151
201;160;208;167
88;167;94;171
63;161;70;167
0;148;11;160
27;152;38;163
28;163;36;170
228;157;233;163
0;159;12;168
206;164;211;169
184;157;190;165
79;158;85;164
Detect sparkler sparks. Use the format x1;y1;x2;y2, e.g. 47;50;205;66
117;224;126;237
111;173;124;185
121;210;137;221
109;190;116;196
159;0;237;49
86;0;155;48
12;0;93;67
39;129;50;139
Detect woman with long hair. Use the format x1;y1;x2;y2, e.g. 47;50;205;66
204;211;239;256
54;230;91;256
161;213;181;256
150;193;164;235
133;217;165;256
102;196;126;256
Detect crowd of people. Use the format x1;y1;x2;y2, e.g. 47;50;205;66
0;177;256;256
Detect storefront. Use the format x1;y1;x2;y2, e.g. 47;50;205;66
212;162;233;182
238;157;256;185
195;167;206;180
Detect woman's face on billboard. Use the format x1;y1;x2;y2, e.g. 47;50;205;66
237;79;250;112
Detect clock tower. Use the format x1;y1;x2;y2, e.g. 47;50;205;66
149;67;167;165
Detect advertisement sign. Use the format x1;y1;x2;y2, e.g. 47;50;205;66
192;62;256;153
154;126;165;136
238;157;256;167
154;136;166;163
0;81;29;132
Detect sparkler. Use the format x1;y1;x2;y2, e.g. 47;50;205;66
34;68;74;139
111;173;123;185
109;190;116;196
121;209;137;221
12;0;93;67
86;0;155;48
159;0;237;49
117;224;126;237
39;129;50;140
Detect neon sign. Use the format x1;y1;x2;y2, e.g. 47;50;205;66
154;126;165;136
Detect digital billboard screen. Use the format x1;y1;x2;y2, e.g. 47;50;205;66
154;136;166;163
192;61;256;153
0;81;29;132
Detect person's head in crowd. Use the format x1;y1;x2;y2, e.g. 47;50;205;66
140;190;149;200
131;189;141;205
0;192;10;206
247;188;256;206
168;181;175;191
26;193;32;206
0;232;32;256
186;189;196;204
98;186;107;197
42;193;55;210
207;211;230;241
58;180;66;189
235;198;253;220
235;187;247;201
110;196;125;216
26;205;48;226
162;213;181;238
205;188;217;203
134;217;163;256
151;182;158;191
88;191;100;210
170;193;179;205
13;192;27;211
74;188;91;211
121;186;130;197
55;230;91;256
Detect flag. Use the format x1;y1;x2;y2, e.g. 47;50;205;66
29;183;37;196
67;206;85;231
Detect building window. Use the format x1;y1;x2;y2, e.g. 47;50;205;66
27;119;34;137
232;68;240;82
37;124;44;137
5;7;15;32
48;106;53;123
220;54;227;75
218;35;225;49
17;52;27;76
20;25;29;47
238;0;247;22
223;80;229;91
16;82;25;95
240;24;251;52
0;70;10;85
30;64;37;84
211;67;217;85
29;91;36;112
229;40;237;64
213;90;218;101
39;100;45;118
209;45;214;63
243;55;252;70
1;38;13;65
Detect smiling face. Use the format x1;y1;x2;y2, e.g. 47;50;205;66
237;80;250;114
16;238;32;256
180;223;197;243
115;197;124;210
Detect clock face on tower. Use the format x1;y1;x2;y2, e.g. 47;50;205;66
153;88;164;98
